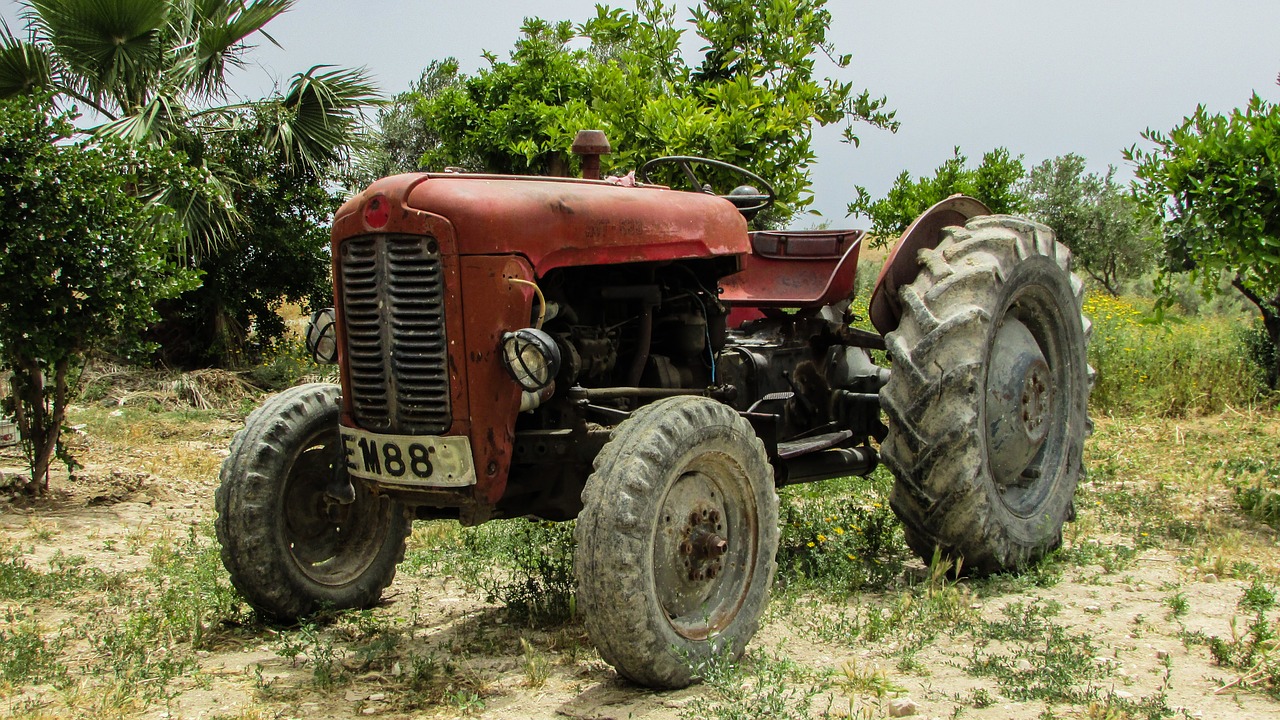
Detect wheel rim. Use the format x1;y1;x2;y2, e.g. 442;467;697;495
282;428;390;586
984;276;1075;517
653;455;758;640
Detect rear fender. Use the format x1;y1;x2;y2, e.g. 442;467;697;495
867;195;991;336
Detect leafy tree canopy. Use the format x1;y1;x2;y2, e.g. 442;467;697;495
1023;154;1156;296
0;0;377;256
0;94;198;491
847;147;1027;240
152;116;336;368
1125;93;1280;372
367;0;897;225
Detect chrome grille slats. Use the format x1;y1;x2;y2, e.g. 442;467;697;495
339;235;451;433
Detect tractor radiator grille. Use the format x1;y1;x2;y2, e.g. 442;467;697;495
339;235;451;434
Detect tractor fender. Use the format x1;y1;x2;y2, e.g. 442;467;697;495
867;195;992;336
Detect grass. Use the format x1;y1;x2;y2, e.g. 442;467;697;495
2;289;1279;717
1084;292;1267;416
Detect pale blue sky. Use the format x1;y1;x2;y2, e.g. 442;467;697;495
5;1;1279;224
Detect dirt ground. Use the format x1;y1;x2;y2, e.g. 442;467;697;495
1;410;1279;720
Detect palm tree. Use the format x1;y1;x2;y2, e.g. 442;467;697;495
0;0;378;258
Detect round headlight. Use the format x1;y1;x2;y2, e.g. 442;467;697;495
501;328;561;392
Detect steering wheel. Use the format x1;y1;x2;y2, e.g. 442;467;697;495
637;156;776;214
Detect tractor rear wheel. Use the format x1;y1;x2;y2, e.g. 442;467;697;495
215;383;410;619
880;216;1091;574
575;396;778;688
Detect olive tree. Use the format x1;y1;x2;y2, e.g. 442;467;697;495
0;95;196;493
1125;94;1280;363
1022;154;1156;296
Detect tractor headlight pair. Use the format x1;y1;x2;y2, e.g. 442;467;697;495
500;328;561;392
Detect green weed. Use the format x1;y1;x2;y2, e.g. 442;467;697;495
790;550;976;673
275;621;345;688
776;469;907;594
0;609;67;688
0;546;111;601
966;600;1109;704
1084;293;1265;416
404;518;576;627
1180;580;1280;698
684;649;831;720
145;525;246;648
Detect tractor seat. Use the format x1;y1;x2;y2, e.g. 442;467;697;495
719;229;864;310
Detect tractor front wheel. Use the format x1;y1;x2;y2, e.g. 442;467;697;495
575;396;779;688
880;216;1092;574
215;383;410;619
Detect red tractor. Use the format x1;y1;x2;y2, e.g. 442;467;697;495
215;132;1091;689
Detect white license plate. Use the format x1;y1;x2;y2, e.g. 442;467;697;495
339;427;476;488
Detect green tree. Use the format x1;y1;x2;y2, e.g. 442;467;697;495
349;59;461;185
151;119;336;367
1125;94;1280;368
0;0;376;254
0;95;197;493
1;0;377;366
1023;154;1156;296
847;147;1027;240
381;0;895;225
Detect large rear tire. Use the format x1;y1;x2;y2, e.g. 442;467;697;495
880;216;1091;574
575;396;779;688
215;383;410;619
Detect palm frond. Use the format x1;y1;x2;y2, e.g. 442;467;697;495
95;89;189;143
263;64;381;175
26;0;169;114
170;0;293;101
147;156;244;260
0;21;52;98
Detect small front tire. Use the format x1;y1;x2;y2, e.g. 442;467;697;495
215;383;410;620
575;396;779;689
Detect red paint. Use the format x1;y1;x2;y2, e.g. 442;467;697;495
719;229;863;309
457;255;537;504
406;174;749;270
868;195;991;336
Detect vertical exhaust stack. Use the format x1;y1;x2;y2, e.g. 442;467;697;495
572;130;611;180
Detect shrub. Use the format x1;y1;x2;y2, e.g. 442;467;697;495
0;94;197;491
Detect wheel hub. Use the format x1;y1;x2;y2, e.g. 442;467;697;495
986;318;1054;487
652;469;753;638
677;510;728;581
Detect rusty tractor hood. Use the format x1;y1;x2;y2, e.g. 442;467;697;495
335;173;751;274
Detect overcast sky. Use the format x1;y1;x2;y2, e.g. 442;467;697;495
5;1;1279;224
